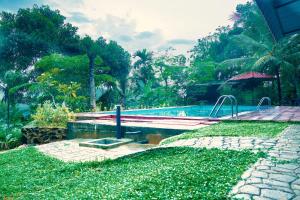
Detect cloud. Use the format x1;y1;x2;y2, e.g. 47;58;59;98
118;35;133;42
90;15;164;53
166;39;195;46
135;31;157;39
0;0;44;12
157;38;196;55
45;0;83;10
68;12;92;23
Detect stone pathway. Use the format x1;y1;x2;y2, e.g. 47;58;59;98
231;125;300;200
36;140;154;162
165;125;300;200
163;137;278;152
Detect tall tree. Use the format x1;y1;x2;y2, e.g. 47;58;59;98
34;54;113;110
219;8;299;105
0;71;31;128
98;39;131;106
0;5;81;111
81;36;101;110
133;49;155;85
0;5;80;74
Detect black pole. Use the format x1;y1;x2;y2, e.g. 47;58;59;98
116;105;122;139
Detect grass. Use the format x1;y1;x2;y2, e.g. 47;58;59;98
0;147;264;199
161;121;289;145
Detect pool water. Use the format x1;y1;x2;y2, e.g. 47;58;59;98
104;105;270;118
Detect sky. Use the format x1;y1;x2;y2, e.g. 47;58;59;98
0;0;248;54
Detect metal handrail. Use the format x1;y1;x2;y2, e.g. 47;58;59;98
257;97;271;111
209;95;238;119
209;95;228;117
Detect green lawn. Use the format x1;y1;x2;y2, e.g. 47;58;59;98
0;147;263;199
161;121;288;145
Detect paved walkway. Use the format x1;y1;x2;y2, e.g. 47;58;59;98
37;140;154;162
163;137;278;152
231;126;300;200
36;136;277;163
235;106;300;122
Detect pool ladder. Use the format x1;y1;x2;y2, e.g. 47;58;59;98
209;95;238;119
257;97;271;111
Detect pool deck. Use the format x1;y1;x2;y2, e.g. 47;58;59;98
74;118;218;131
233;106;300;122
75;106;300;131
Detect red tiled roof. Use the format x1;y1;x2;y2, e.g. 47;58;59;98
229;72;274;81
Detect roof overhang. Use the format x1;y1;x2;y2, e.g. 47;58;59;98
255;0;300;41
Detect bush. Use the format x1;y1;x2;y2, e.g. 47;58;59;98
31;101;74;128
0;103;28;128
0;127;22;150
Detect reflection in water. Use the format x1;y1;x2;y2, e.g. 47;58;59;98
74;130;181;145
178;111;187;117
146;134;163;145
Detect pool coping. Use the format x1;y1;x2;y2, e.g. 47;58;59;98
77;105;266;119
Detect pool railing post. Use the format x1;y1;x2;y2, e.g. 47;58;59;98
116;105;122;139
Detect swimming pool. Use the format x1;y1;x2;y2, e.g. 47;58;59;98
103;105;270;118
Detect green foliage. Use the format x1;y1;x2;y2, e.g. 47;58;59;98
1;0;299;117
33;54;111;110
0;147;262;199
31;101;74;128
96;38;131;106
0;4;81;125
161;121;288;144
0;5;80;66
128;49;189;108
0;103;28;128
190;2;300;105
188;60;215;84
35;54;109;88
0;128;22;150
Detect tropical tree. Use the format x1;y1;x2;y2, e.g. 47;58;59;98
0;5;81;118
81;36;101;110
0;71;32;128
0;5;80;75
34;54;113;110
133;49;155;85
98;38;131;107
219;32;300;105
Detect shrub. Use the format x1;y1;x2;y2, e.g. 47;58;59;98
0;127;22;150
0;102;28;128
32;101;74;128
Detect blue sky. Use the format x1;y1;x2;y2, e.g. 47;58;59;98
0;0;248;54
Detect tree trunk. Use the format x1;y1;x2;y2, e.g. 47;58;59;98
275;68;282;105
89;56;96;111
120;79;127;108
6;88;10;129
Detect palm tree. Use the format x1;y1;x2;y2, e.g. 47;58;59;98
220;33;300;105
133;49;155;85
81;36;100;111
219;4;300;105
0;71;32;129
